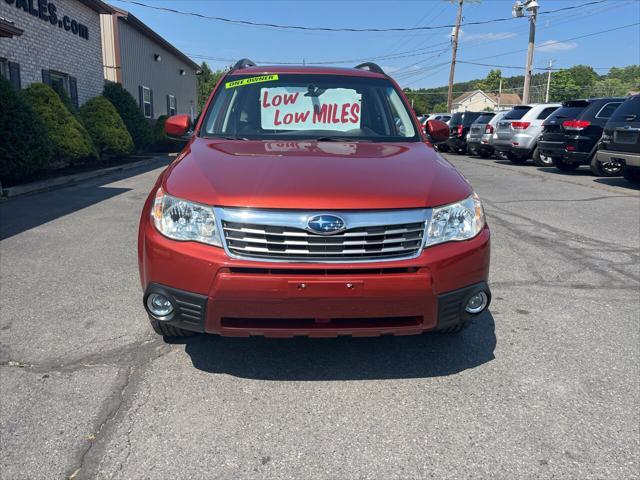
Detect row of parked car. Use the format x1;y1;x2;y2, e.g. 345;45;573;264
418;95;640;185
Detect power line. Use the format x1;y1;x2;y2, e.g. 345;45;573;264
463;22;640;63
111;0;608;33
382;3;449;56
456;60;615;71
187;43;452;66
390;15;638;87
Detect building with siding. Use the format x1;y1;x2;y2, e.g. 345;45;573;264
100;7;199;120
0;0;111;106
451;90;522;113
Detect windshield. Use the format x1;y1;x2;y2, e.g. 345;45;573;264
503;107;531;120
448;113;463;127
545;105;587;124
201;74;418;142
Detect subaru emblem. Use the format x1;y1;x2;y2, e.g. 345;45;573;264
306;214;346;235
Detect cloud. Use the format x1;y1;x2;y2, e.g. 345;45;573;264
537;40;578;52
455;30;518;42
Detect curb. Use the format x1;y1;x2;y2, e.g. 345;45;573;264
2;155;172;199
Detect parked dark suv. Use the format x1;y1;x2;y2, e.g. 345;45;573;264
447;112;485;154
596;94;640;183
538;97;626;176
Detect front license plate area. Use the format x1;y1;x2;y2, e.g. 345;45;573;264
287;280;364;298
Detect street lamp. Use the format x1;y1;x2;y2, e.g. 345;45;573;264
513;0;539;103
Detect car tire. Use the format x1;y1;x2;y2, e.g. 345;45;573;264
532;147;553;167
623;167;640;183
590;154;622;177
149;317;195;337
438;319;472;334
552;157;579;171
507;152;527;164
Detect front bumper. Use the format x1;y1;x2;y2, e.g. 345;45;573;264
139;221;491;337
596;149;640;168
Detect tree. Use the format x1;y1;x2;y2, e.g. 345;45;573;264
21;83;98;165
79;96;134;156
0;77;53;184
103;82;153;151
548;65;599;101
606;65;640;85
477;69;502;92
197;62;225;111
432;102;448;113
592;78;628;97
403;89;429;115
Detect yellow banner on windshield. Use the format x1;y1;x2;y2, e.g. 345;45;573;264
225;74;279;89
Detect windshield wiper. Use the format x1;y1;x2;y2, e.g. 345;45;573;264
221;136;249;140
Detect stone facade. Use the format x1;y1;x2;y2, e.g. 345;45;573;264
0;0;105;105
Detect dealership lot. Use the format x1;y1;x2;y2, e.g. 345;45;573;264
0;154;638;479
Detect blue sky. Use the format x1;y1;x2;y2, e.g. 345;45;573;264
109;0;640;88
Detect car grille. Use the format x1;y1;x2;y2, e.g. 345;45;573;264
222;220;425;261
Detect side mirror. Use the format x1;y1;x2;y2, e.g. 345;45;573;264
165;114;193;140
425;119;449;144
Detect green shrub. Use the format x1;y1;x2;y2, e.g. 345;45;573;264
0;77;53;184
152;115;186;152
52;82;79;118
79;96;134;156
21;83;98;165
103;82;153;151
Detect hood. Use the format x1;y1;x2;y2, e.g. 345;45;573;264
163;138;472;210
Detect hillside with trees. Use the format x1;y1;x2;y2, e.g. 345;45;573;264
403;65;640;115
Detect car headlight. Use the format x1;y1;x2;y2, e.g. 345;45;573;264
151;187;222;247
425;193;485;246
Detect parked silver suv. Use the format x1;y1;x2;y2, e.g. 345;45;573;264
483;111;509;156
466;112;495;157
493;103;560;165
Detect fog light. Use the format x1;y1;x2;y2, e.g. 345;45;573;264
147;293;173;317
465;291;488;314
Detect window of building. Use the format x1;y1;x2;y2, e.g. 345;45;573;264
167;94;176;116
42;70;77;108
0;58;7;80
50;71;69;97
141;86;152;118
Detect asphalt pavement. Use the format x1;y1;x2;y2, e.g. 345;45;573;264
1;153;638;479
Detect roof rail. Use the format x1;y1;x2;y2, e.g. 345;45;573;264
231;58;257;71
354;62;386;75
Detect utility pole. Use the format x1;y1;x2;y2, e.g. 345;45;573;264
513;0;539;104
545;59;554;102
497;78;502;110
447;0;463;113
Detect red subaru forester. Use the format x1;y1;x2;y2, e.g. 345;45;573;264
138;60;491;338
